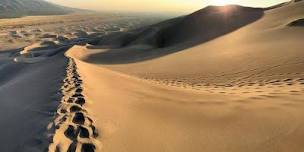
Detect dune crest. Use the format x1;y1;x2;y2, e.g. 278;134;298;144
48;58;99;152
1;1;304;152
80;5;264;64
64;2;304;152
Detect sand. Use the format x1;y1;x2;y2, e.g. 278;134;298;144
1;1;304;152
66;56;304;152
0;53;67;151
0;12;162;151
66;1;304;152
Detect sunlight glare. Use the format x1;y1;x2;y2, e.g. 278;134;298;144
211;0;238;6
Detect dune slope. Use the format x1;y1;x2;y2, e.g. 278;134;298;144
82;5;264;63
76;2;304;85
0;0;74;18
0;53;67;151
0;13;162;151
66;1;304;152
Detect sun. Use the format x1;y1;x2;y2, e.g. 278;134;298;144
211;0;236;6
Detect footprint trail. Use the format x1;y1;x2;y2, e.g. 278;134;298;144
48;58;99;152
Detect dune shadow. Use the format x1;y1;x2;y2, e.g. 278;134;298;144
288;18;304;27
0;50;69;151
85;5;264;64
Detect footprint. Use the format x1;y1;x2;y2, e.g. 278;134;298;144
72;75;79;79
66;97;75;103
75;98;86;106
55;144;61;152
75;88;83;93
90;125;99;138
72;94;84;98
74;83;81;87
79;126;90;138
283;78;293;82
73;112;85;125
81;143;95;152
74;80;83;84
64;125;78;140
51;58;98;152
67;142;77;152
70;105;83;112
58;108;67;114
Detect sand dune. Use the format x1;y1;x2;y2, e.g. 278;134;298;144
79;5;264;64
66;53;304;152
65;1;304;152
0;0;74;19
1;1;304;152
0;12;162;151
0;52;67;151
73;2;304;84
48;58;98;152
288;18;304;26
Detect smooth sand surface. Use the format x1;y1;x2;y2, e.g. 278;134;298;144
1;1;304;152
65;58;304;152
0;53;67;151
65;1;304;152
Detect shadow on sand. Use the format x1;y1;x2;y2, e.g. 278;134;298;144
85;5;265;64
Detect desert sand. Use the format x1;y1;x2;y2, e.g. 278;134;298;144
0;12;162;151
1;0;304;152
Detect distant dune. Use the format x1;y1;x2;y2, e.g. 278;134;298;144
96;5;264;47
0;0;74;18
149;5;263;47
79;5;265;64
68;0;304;84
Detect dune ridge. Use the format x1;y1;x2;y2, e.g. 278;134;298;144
64;1;304;152
48;58;99;152
0;0;75;19
0;1;304;152
79;5;264;64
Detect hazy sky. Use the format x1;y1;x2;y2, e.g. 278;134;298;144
47;0;290;13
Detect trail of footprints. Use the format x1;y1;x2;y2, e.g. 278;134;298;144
143;76;304;93
49;58;98;152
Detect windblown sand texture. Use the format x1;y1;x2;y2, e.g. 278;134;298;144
1;1;304;152
0;12;162;151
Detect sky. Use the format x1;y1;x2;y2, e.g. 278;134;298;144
47;0;290;13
